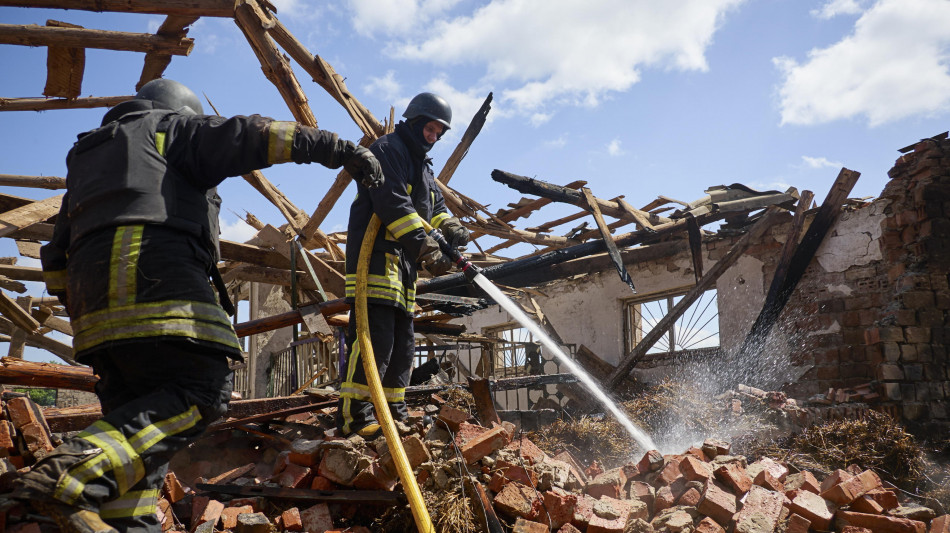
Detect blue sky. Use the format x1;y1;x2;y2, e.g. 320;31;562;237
2;0;950;360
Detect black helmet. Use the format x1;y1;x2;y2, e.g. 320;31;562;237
403;92;451;131
135;79;203;115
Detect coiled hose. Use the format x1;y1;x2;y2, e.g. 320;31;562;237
355;214;434;533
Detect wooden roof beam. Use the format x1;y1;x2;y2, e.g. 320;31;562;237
0;1;235;18
0;95;131;112
137;15;199;91
0;23;194;55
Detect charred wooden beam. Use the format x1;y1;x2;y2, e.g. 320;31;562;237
210;399;335;431
468;377;501;427
0;23;194;55
686;215;704;283
606;207;785;391
0;95;131;112
437;92;492;185
582;187;636;293
737;169;859;359
0;174;66;190
0;0;235;17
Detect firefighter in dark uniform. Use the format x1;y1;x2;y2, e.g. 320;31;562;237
6;79;383;533
337;92;469;438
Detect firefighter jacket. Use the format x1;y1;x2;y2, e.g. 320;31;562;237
41;103;348;360
344;121;451;313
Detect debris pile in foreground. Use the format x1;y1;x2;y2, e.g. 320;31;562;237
1;387;949;533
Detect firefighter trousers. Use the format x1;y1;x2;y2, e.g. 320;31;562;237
12;340;233;533
336;304;414;435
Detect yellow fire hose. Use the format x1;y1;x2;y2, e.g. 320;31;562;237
355;214;435;533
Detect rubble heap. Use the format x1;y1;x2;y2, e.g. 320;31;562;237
1;388;949;533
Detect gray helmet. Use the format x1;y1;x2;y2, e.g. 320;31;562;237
403;92;451;131
135;79;203;115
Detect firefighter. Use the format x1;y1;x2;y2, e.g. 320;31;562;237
4;79;383;533
337;92;470;438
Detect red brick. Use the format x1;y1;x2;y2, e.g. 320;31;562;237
5;397;39;428
19;422;53;457
820;468;854;492
494;482;542;520
628;480;655;510
586;467;627;499
437;405;471;432
495;459;538;488
570;494;598;530
686;446;709;461
513;517;548;533
654;485;675;514
554;450;588;485
680;455;713;482
850;494;885;514
162;471;186;503
734;485;784;533
488;471;508;492
505;436;548;465
587;496;633;533
276;462;313;489
784;470;821;494
753;468;784;492
300;503;333;532
353;461;396;491
462;425;510;464
837;510;927;533
0;420;15;453
931;515;950;533
621;461;640;480
697;480;738;527
867;488;900;510
585;460;604;479
637;449;664;473
228;498;265;512
677;487;702;507
654;456;684;487
787;489;836;530
310;476;337;491
543;491;577;531
454;422;489;448
279;507;303;531
714;462;752;495
317;448;361;486
702;438;730;458
557;524;582;533
786;513;811;533
221;505;254;530
191;498;224;531
748;457;788;482
695;516;726;533
288;439;322;467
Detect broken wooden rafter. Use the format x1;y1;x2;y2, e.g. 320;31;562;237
0;95;131;112
0;291;40;335
0;194;63;239
605;206;785;391
492;170;671;227
233;0;315;126
686;215;704;283
137;15;199;90
44;20;85;99
471;222;582;249
254;224;343;300
0;175;66;190
582;186;636;292
437;92;493;185
736;169;859;360
0;318;76;364
0;23;194;55
0;264;43;283
494;180;587;226
6;296;32;358
0;0;235;17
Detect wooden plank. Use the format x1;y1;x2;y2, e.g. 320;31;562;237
0;292;40;334
737;169;859;358
437;92;492;185
0;318;76;364
0;357;93;391
0;174;66;190
44;20;85;99
766;190;815;306
467;377;501;427
0;95;131;112
606;206;785;391
582;187;636;292
233;0;315;126
0;194;63;238
255;225;344;299
0;23;194;55
137;15;198;90
0;265;43;282
0;0;235;17
7;296;31;358
617;198;658;230
32;307;72;336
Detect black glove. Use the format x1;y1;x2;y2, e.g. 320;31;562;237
342;142;384;189
418;236;454;276
439;217;470;248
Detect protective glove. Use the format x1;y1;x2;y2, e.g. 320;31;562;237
341;142;384;189
418;236;454;276
439;217;470;248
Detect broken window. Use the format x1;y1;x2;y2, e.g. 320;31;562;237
622;286;720;355
481;323;539;377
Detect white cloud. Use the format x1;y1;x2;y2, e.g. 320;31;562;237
377;0;744;119
607;138;625;156
776;0;950;127
810;0;866;19
544;134;568;148
348;0;462;37
220;217;259;243
801;155;842;169
364;70;403;102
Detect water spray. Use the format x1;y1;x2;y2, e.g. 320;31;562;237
425;224;658;452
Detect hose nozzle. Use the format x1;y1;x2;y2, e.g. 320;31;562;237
427;228;482;282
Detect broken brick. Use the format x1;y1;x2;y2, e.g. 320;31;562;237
680;454;713;482
695;516;726;533
299;503;334;532
753;467;785;492
496;459;538;488
637;449;664;473
784;470;821;494
734;485;784;533
867;488;900;510
585;467;626;499
513;517;548;533
677;487;702;507
494;482;542;520
628;480;655;510
931;515;950;533
654;485;675;514
352;461;396;491
317;447;361;486
786;513;811;533
714;461;752;495
697;480;738;527
837;510;927;533
221;505;254;530
654;456;684;487
461;424;510;464
787;489;836;531
543;490;577;530
587;496;634;533
288;439;323;467
191;498;224;531
571;493;598;530
505;436;549;465
275;462;312;489
234;512;271;533
437;405;471;432
702;438;730;459
850;494;885;515
820;468;854;493
163;471;186;503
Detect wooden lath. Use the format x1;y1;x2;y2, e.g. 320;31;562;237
137;15;198;90
44;20;85;99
